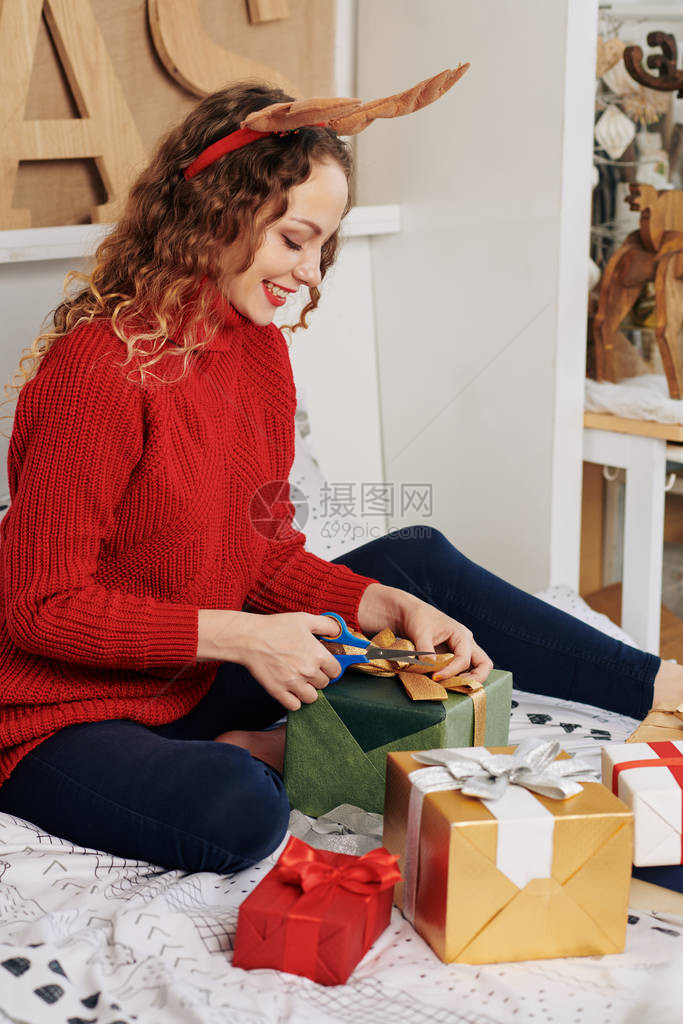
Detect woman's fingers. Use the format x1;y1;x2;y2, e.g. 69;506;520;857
276;690;303;712
297;680;322;704
432;637;492;685
399;600;493;685
319;650;343;681
271;677;321;711
440;630;475;676
308;665;335;688
309;613;344;639
465;643;494;684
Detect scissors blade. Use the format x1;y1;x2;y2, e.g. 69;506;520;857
365;645;437;663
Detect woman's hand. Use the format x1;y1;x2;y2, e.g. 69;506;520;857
358;583;493;684
197;609;343;711
398;599;493;683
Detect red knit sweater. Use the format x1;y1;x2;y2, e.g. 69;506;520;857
0;292;377;785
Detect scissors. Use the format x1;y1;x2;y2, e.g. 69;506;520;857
315;611;437;683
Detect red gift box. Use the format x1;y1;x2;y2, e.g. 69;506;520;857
233;836;401;985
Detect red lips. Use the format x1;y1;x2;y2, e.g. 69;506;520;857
262;280;296;307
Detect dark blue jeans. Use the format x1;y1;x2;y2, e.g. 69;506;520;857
0;528;660;873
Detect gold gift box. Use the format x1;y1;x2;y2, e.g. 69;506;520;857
383;748;633;964
627;706;683;744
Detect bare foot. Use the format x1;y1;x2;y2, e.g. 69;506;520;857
214;724;286;773
651;660;683;711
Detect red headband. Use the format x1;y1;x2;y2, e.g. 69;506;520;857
183;127;270;180
183;124;330;181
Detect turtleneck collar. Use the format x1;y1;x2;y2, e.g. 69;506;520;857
200;280;251;352
162;278;253;353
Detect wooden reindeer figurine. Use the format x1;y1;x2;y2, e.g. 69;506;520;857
593;184;683;398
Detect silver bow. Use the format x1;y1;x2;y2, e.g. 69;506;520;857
413;738;596;801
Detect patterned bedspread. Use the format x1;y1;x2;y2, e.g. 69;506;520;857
0;587;680;1024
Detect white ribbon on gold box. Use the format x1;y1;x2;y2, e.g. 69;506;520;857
384;741;633;964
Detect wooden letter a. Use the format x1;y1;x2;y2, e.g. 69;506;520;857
0;0;147;228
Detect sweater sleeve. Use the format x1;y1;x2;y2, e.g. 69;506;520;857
1;328;199;669
245;532;378;630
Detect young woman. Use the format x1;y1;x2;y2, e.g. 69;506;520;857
0;82;679;876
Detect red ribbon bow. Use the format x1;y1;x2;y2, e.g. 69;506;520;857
255;837;401;981
277;836;401;894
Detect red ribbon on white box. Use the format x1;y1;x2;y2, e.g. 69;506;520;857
611;740;683;864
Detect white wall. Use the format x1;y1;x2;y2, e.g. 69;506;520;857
355;0;597;592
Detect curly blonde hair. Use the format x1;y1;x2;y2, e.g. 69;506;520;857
7;81;352;397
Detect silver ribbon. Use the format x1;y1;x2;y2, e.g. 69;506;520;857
402;739;597;923
413;737;595;801
288;804;384;856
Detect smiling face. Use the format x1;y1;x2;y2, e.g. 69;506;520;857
220;158;349;326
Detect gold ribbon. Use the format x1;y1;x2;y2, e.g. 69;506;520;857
328;626;487;741
460;682;487;746
439;673;487;745
627;700;683;743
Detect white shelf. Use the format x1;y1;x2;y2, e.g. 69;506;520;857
600;4;683;19
343;205;400;237
0;224;106;264
0;205;401;265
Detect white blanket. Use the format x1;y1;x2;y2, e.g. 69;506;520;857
585;374;683;425
0;588;677;1024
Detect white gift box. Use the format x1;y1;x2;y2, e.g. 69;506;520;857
602;741;683;867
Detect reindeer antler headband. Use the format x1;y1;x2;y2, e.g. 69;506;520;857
183;66;469;181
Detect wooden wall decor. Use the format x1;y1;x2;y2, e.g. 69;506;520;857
3;0;334;228
0;0;147;228
624;31;683;97
247;0;290;25
593;184;683;399
149;0;299;99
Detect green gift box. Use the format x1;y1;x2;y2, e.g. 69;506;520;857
284;668;513;817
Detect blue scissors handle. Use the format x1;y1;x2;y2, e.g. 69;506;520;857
315;611;370;683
